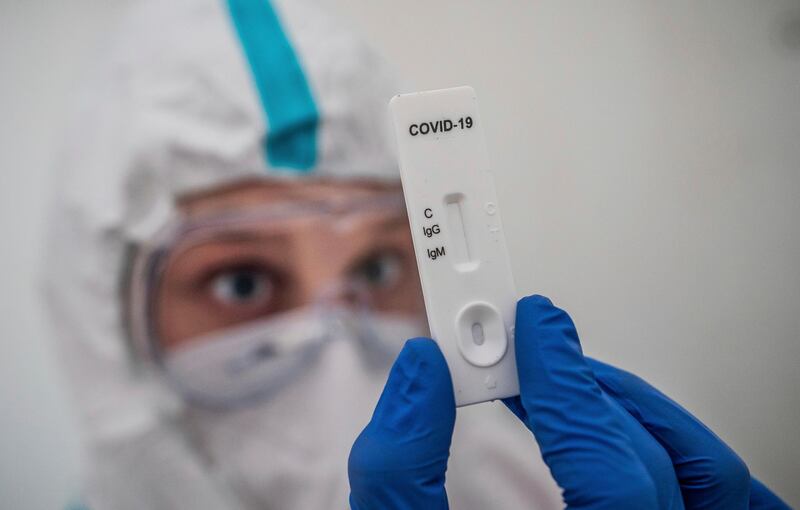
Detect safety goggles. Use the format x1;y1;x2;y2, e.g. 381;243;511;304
126;191;425;407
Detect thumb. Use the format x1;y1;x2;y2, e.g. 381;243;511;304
349;338;455;510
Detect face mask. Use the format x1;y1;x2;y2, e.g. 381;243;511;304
174;307;426;510
162;304;420;409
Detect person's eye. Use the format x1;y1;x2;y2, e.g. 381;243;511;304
210;267;274;308
351;250;403;290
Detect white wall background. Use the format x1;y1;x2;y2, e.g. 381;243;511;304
1;1;798;508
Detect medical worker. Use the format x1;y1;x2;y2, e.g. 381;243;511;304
45;0;560;508
44;0;790;509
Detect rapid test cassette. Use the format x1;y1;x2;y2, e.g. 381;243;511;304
389;86;519;406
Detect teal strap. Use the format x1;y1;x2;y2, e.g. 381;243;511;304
226;0;318;171
65;500;90;510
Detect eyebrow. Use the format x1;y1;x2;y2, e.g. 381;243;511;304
179;230;291;249
376;214;410;230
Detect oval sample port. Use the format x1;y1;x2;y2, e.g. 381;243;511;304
471;322;486;345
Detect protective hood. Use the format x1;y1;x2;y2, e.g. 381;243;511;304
44;0;402;444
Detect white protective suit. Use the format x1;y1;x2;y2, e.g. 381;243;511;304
43;0;563;508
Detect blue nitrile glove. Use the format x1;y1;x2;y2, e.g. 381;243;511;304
348;338;455;510
348;295;792;510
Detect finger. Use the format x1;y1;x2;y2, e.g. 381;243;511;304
506;390;684;509
588;358;751;510
507;295;659;509
349;338;454;510
749;477;792;510
608;393;687;510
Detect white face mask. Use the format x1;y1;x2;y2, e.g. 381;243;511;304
168;307;426;510
162;305;419;408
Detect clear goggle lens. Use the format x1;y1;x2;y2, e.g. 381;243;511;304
127;191;426;407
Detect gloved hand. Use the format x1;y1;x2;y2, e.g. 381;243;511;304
348;295;792;510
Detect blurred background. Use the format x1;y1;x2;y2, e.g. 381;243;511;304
1;1;798;508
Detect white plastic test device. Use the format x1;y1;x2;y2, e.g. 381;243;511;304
389;86;519;406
